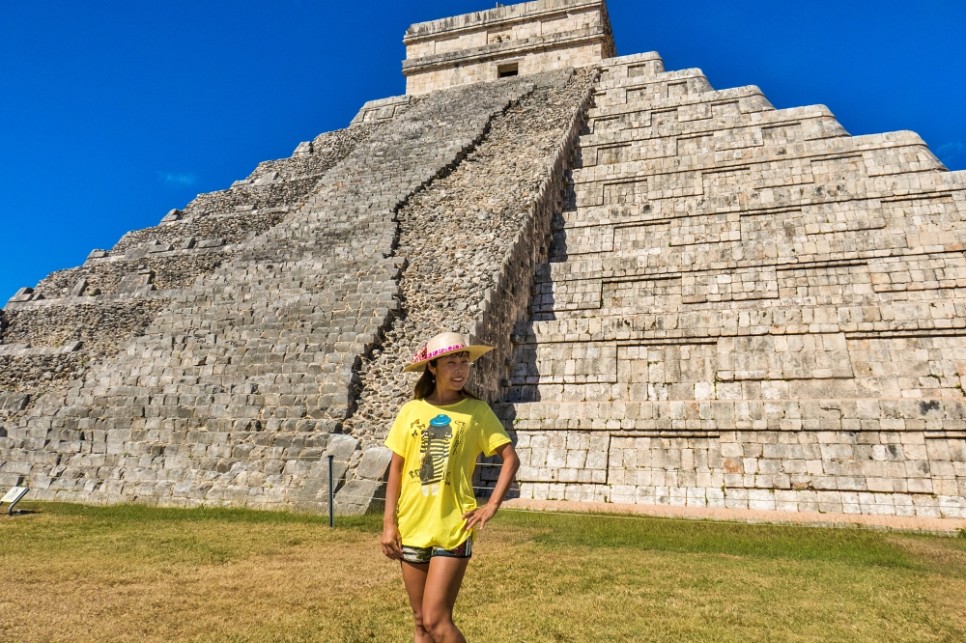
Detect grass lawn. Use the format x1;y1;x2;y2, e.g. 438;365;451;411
1;502;964;642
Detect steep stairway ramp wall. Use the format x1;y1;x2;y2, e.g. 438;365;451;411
337;68;598;512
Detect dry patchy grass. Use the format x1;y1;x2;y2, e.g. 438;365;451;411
1;503;964;642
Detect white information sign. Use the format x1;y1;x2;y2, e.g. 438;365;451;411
1;486;29;513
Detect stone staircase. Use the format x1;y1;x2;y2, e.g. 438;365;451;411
337;68;597;507
500;52;966;517
0;72;595;512
0;123;378;500
0;126;374;399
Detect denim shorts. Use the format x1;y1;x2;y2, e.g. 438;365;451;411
400;537;473;564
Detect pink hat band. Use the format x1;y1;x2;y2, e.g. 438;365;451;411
403;332;493;372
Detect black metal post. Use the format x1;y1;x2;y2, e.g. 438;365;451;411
327;454;335;527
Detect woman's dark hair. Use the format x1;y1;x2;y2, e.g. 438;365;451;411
412;355;481;401
413;365;436;400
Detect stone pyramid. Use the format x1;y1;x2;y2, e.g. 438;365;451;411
1;0;963;520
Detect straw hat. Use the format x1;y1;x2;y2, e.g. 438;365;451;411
403;331;493;372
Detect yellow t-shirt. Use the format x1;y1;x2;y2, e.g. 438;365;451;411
385;397;511;550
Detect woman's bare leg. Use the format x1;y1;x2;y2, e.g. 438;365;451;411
421;556;469;643
400;561;433;643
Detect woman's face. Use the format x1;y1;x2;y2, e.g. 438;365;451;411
429;351;472;393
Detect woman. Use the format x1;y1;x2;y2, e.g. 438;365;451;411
381;331;520;643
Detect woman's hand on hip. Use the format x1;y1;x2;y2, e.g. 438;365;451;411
462;503;498;531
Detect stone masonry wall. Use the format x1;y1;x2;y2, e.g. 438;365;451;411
500;51;966;519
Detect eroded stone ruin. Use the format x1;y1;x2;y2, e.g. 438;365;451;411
2;0;964;519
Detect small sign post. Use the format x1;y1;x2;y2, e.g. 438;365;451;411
1;487;29;515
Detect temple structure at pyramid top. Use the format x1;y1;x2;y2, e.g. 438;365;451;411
403;0;616;95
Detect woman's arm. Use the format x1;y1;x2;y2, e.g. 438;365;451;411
463;442;520;531
380;452;405;559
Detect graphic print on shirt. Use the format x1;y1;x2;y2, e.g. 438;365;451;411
419;414;453;497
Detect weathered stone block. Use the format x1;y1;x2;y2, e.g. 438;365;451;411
357;447;393;480
335;479;386;515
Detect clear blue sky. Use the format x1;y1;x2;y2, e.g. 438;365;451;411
2;0;964;303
